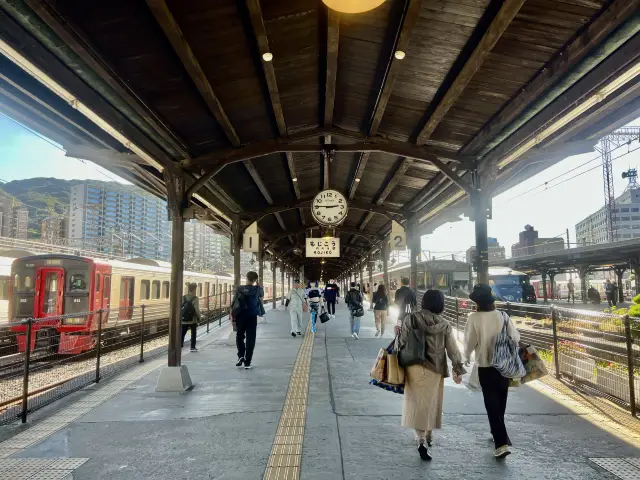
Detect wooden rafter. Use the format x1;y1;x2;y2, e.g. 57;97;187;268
243;159;287;231
461;0;640;156
324;9;340;128
24;0;191;159
377;158;412;206
246;0;286;137
145;0;240;147
350;0;423;199
416;0;524;145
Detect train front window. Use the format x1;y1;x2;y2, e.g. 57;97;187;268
69;273;87;291
0;276;10;300
13;272;34;293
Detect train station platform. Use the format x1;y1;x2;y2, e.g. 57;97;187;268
1;303;640;480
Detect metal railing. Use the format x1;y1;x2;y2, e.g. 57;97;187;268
440;295;639;417
0;289;276;425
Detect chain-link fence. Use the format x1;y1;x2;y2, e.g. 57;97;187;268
0;288;259;425
439;295;639;417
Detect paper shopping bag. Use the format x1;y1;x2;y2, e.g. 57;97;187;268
370;348;387;382
385;352;405;385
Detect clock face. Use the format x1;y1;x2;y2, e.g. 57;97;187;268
311;189;348;227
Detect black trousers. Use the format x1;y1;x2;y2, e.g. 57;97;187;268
236;314;258;365
478;366;512;449
326;300;336;315
181;323;197;349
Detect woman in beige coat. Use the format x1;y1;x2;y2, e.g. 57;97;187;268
398;290;466;461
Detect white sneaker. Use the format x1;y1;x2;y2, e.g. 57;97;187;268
351;333;356;339
494;445;511;459
354;332;359;339
375;330;380;337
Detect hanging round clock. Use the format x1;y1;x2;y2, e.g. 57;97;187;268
311;189;348;227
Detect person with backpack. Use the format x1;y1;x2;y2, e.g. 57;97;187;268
306;282;323;333
464;284;520;459
394;277;417;332
232;271;263;369
372;284;389;337
286;279;307;337
345;282;364;339
323;278;339;319
181;283;201;352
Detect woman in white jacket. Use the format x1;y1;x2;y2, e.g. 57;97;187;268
464;284;520;460
286;280;307;337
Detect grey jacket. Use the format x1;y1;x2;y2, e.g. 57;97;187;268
398;310;466;378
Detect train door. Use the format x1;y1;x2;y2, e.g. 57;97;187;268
102;275;111;321
35;267;64;319
119;276;134;320
204;282;210;310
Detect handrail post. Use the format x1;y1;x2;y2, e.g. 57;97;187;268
139;305;145;363
624;315;637;417
455;298;460;341
21;318;33;423
95;310;103;384
207;295;211;333
551;306;561;379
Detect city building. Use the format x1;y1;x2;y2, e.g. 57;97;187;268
511;225;565;258
41;215;68;243
576;187;640;245
0;194;28;240
68;182;171;259
184;220;232;272
466;237;505;264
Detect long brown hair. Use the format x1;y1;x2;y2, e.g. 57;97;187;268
376;284;387;297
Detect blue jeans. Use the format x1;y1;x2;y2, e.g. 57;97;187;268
350;313;360;334
310;304;320;333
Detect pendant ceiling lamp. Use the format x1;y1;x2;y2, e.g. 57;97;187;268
322;0;385;14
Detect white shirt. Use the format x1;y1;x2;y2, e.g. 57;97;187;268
464;310;520;367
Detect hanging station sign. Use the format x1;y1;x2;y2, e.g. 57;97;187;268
305;237;340;258
389;220;406;251
311;189;348;227
242;221;260;252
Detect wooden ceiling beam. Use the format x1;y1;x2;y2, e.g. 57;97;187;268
24;0;192;159
287;153;301;199
461;0;640;156
187;139;472;168
246;0;287;137
376;158;413;206
145;0;240;146
242;158;286;231
324;9;340;128
416;0;524;145
350;0;423;199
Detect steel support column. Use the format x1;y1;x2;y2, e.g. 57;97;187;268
548;270;556;300
471;188;490;285
258;238;264;290
281;268;285;305
382;240;390;290
614;266;626;303
631;257;640;296
272;261;277;309
368;254;373;292
578;265;590;304
408;219;419;291
540;267;548;303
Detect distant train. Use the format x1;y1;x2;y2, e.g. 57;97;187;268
8;254;276;354
488;267;536;304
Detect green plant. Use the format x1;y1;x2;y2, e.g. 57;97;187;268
541;318;552;329
556;340;586;358
632;293;640;305
628;303;640;318
610;307;628;315
537;349;553;364
599;318;624;334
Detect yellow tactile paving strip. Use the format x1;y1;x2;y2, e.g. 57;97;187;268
263;323;314;480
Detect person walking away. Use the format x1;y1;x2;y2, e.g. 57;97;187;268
567;279;575;304
181;283;201;352
394;277;417;332
232;271;263;369
345;282;364;339
605;279;618;307
399;290;465;460
286;280;307;337
464;284;520;459
324;279;339;318
372;284;389;337
307;283;323;333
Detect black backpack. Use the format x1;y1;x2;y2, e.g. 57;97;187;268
231;290;247;320
181;296;196;323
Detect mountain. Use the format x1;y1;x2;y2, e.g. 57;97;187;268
0;178;115;239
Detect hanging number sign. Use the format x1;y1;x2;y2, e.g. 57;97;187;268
243;221;260;252
306;237;340;258
390;220;406;251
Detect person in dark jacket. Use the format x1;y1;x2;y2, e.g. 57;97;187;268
395;277;417;330
324;279;340;318
372;284;389;337
233;271;263;369
181;283;201;352
345;282;364;339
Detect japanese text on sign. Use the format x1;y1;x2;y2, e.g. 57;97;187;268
305;237;341;258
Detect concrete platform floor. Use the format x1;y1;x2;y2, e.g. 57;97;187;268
2;301;640;479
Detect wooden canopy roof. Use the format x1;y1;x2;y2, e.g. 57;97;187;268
0;0;639;280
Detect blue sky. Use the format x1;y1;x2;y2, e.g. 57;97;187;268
0;114;129;184
2;111;639;257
